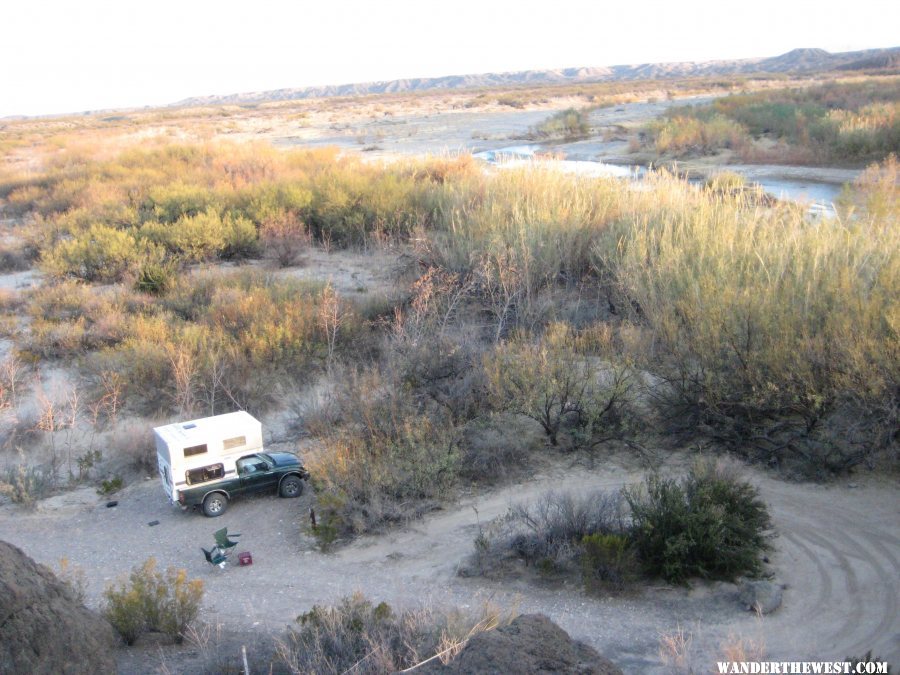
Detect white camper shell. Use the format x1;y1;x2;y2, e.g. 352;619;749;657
155;411;263;505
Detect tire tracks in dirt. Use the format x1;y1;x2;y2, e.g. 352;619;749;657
764;484;899;662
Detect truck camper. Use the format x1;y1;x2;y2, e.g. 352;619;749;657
155;411;308;516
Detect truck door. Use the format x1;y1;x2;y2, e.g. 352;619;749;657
237;455;279;493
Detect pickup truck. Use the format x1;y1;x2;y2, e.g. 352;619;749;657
176;451;310;517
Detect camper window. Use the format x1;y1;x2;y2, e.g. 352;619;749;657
184;444;208;457
223;436;247;451
186;463;224;485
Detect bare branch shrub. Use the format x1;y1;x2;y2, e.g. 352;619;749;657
484;323;632;450
464;489;627;579
261;212;310;267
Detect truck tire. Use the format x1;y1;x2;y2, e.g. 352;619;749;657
279;475;304;498
203;492;228;517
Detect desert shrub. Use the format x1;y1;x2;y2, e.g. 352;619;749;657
41;224;154;282
456;416;536;485
647;113;749;157
220;212;259;259
97;475;123;495
624;461;771;584
388;272;491;424
484;323;632;450
0;356;25;410
139;208;229;261
0;244;33;272
305;164;425;246
103;558;204;645
56;558;88;604
44;270;358;414
24;282;136;358
142;182;221;223
89;337;171;412
527;107;591;140
309;411;460;542
260;212;310;266
277;592;508;674
581;533;638;593
134;258;178;295
0;462;56;506
466;489;627;578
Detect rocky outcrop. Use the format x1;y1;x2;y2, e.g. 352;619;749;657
0;540;117;675
421;613;623;674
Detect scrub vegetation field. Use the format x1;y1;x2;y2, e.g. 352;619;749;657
1;137;896;524
639;78;900;164
0;72;897;673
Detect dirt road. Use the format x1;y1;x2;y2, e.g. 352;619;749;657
1;455;896;673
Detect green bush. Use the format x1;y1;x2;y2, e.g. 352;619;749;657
97;476;123;496
134;258;178;295
624;461;771;584
139;208;228;261
581;533;638;593
527;108;591;140
103;558;204;645
41;224;154;282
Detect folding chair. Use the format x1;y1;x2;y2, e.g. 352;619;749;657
201;546;228;569
214;527;241;554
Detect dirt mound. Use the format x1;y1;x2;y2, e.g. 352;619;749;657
0;540;117;675
423;613;623;674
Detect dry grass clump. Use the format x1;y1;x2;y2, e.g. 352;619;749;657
600;175;898;472
276;592;511;674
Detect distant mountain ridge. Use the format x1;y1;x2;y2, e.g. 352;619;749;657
175;47;900;107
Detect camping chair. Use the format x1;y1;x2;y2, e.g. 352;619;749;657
214;527;241;554
201;528;241;568
201;546;229;569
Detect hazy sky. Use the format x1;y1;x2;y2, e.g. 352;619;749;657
2;0;897;117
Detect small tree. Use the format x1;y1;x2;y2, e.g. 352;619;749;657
318;282;349;372
484;323;630;449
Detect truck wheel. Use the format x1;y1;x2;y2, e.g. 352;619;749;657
203;492;228;517
279;476;303;498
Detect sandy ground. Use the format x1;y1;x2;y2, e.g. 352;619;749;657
1;452;897;674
